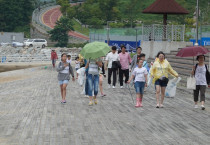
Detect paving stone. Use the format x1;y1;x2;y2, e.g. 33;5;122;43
0;66;210;145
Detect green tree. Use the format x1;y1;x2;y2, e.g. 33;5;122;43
48;17;74;47
122;0;141;27
98;0;120;22
0;0;34;36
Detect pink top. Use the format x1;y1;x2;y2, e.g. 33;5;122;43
119;52;132;70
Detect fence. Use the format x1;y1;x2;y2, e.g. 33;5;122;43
90;24;185;43
32;2;57;32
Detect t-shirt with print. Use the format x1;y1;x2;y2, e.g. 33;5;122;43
132;67;148;82
195;65;207;85
67;59;71;64
105;52;120;68
88;58;101;75
75;61;80;69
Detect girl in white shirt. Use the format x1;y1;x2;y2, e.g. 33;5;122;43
127;59;148;108
192;55;210;110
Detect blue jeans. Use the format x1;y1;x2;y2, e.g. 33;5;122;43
134;81;145;94
85;71;89;95
88;74;99;96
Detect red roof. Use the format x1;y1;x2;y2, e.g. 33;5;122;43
143;0;189;14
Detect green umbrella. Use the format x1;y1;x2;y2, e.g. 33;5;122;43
80;41;110;59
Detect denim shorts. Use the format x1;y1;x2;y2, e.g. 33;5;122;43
59;80;69;85
134;81;145;94
155;79;168;87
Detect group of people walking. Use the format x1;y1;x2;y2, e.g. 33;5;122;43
54;46;209;110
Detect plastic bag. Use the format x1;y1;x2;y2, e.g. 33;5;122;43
165;77;181;98
187;76;196;90
77;67;86;86
146;72;153;89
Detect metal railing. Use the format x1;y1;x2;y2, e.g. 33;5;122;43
89;24;185;42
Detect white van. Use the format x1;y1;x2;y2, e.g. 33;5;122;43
24;39;47;48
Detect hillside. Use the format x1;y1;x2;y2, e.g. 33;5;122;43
73;0;209;28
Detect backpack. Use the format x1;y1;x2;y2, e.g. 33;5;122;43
194;64;210;85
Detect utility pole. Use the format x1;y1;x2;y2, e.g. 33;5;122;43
195;0;199;46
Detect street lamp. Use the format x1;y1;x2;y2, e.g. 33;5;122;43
195;0;199;46
106;21;116;45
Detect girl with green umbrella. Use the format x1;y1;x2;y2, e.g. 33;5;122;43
85;59;102;106
81;42;110;105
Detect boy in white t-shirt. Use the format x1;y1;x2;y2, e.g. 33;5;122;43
75;57;80;71
67;54;71;64
127;59;148;108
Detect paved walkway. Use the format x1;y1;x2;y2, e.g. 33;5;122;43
0;66;210;145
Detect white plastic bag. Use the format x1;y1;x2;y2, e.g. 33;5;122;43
187;76;196;90
77;67;86;86
165;77;181;98
146;72;153;89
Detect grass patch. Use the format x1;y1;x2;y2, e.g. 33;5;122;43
72;19;89;36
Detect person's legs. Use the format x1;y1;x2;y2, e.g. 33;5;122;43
113;68;117;86
99;75;104;96
135;82;141;107
119;69;124;87
52;59;55;67
85;71;89;96
88;74;93;105
160;87;166;107
139;82;145;107
108;68;112;86
135;93;141;107
60;84;63;100
156;85;161;108
193;85;199;106
124;69;129;85
200;85;206;110
62;83;68;101
93;75;99;104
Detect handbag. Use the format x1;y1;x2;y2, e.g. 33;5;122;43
159;63;169;83
187;76;196;90
112;61;121;69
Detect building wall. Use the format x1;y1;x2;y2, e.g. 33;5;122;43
0;32;24;43
141;41;193;59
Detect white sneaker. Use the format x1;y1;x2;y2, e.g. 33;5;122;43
201;105;205;110
120;86;124;89
108;85;111;88
84;95;89;98
194;105;198;108
112;86;115;89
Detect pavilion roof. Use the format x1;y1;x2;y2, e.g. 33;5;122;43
142;0;189;14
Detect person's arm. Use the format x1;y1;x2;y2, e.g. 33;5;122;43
127;75;135;84
56;62;64;72
96;61;102;67
117;54;120;61
105;54;109;70
85;62;89;69
128;53;132;64
145;74;148;87
69;63;75;81
191;65;195;76
168;63;178;77
144;69;148;87
130;55;136;71
150;62;156;77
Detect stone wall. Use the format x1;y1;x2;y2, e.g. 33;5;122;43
141;41;193;59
